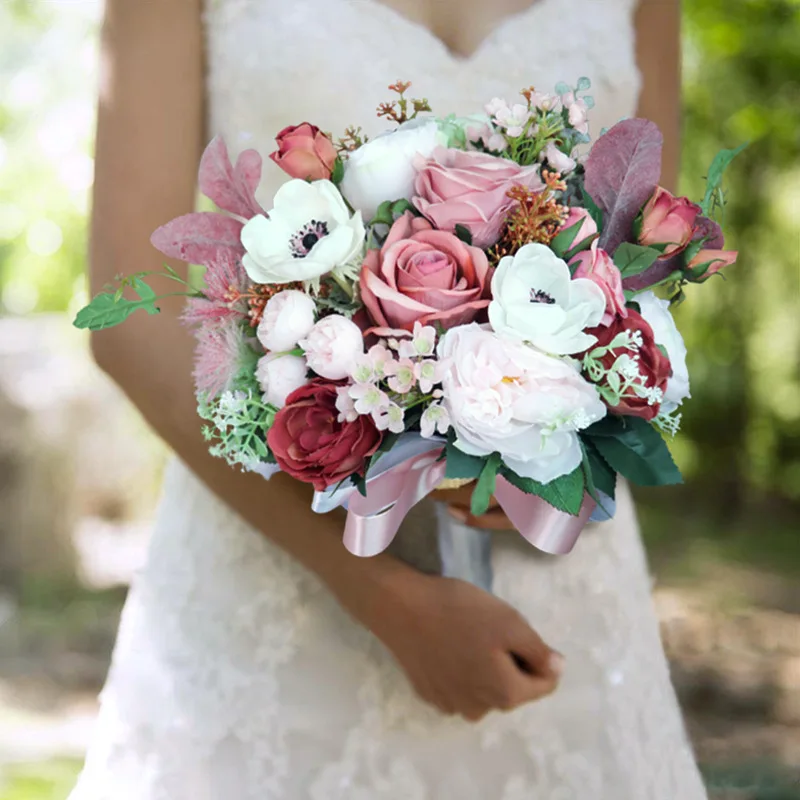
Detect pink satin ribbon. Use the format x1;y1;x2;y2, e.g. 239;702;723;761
343;449;597;557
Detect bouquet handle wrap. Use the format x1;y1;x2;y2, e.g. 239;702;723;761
339;449;597;558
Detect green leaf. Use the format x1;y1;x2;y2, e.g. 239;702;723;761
581;439;617;500
370;200;395;227
444;437;486;480
612;242;661;279
700;142;748;217
454;224;473;245
550;220;582;259
585;416;682;487
391;198;417;216
499;465;586;516
471;453;501;516
73;277;161;331
331;157;345;185
582;190;604;232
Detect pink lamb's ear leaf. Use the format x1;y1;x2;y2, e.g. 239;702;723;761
198;137;264;218
692;214;725;249
584;119;663;255
150;212;245;267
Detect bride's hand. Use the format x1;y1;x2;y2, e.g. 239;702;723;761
366;573;564;721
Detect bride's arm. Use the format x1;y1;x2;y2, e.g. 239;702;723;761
635;0;681;191
89;0;562;720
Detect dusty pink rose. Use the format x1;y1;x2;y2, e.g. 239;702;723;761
360;211;491;332
269;122;337;181
570;242;627;326
412;147;543;248
686;248;738;282
639;187;701;256
560;207;598;250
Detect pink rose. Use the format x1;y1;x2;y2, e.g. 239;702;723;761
560;207;598;250
412;147;544;248
360;211;491;332
686;248;738;282
269;122;337;181
267;380;382;491
570;242;627;326
638;187;701;256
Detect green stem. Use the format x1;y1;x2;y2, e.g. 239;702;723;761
329;270;354;299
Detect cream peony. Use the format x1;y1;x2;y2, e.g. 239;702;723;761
438;324;606;483
241;179;365;285
301;314;364;380
256;290;316;353
489;243;605;355
636;291;690;412
255;354;309;408
340;120;441;220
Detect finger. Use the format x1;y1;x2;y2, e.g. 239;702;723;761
506;622;564;680
490;655;559;710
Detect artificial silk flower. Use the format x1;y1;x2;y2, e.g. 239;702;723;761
256;290;316;353
241;179;365;285
489;243;606;355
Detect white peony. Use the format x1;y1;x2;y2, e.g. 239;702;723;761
489;243;606;355
438;324;606;483
636;290;690;412
340;120;441;220
255;353;309;408
301;314;364;380
256;290;316;352
241;179;365;285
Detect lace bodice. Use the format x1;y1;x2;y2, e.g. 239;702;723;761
70;4;708;798
203;0;641;195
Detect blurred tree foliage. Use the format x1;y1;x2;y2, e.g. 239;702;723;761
0;0;797;504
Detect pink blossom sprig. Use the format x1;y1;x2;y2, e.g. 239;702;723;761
335;322;449;436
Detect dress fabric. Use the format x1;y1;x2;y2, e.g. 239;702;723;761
70;1;708;797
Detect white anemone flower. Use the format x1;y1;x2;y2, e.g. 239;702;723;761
489;243;605;355
241;179;365;285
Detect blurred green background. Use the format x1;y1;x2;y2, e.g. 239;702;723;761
0;0;798;798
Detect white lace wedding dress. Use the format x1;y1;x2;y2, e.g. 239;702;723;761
71;1;708;798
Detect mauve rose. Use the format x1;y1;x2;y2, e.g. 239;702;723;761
360;211;490;331
270;123;337;181
570;242;627;326
267;380;382;491
638;187;701;256
686;248;738;282
412;147;543;248
585;310;672;421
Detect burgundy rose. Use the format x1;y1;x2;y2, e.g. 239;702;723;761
270;122;338;181
360;211;490;331
267;380;382;491
412;147;543;248
585;310;672;421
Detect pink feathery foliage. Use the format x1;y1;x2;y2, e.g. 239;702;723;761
193;317;249;398
182;297;241;327
203;249;251;304
150;137;264;268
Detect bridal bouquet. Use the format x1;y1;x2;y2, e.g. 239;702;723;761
76;79;742;555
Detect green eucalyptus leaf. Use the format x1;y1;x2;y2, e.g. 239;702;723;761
73;277;161;331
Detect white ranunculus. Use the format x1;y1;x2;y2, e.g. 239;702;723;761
256;290;316;352
438;324;606;483
489;243;606;355
241;179;365;285
340;120;441;220
636;290;690;412
301;314;364;380
255;353;309;408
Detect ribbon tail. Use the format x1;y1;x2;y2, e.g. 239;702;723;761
494;477;596;555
